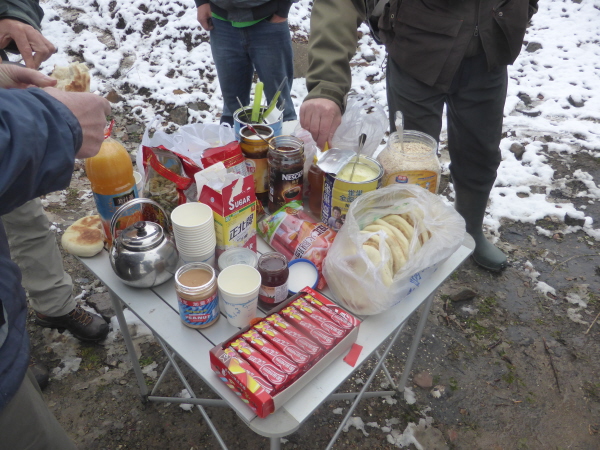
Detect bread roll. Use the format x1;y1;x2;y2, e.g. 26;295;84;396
61;215;105;257
50;63;90;92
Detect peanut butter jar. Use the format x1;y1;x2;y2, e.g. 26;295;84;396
175;262;219;328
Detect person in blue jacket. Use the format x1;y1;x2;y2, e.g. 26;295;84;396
0;0;110;344
0;62;111;448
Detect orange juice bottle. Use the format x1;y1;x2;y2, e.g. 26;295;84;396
85;121;138;244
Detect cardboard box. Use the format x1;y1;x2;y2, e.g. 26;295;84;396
209;289;361;418
199;175;257;257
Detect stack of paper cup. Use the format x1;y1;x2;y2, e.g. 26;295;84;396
171;203;216;267
218;264;261;328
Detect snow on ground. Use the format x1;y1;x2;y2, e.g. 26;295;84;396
15;0;600;447
32;0;599;242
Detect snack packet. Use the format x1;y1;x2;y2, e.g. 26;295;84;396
257;201;335;289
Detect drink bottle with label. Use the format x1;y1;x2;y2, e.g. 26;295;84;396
85;121;138;245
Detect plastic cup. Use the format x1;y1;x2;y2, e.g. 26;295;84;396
217;264;261;328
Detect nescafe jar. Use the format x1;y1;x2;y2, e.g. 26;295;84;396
175;262;219;328
257;252;289;308
267;135;304;212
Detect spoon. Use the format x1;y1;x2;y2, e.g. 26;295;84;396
349;133;367;182
237;97;275;149
395;110;404;151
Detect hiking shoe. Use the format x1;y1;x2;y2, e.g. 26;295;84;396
35;305;109;342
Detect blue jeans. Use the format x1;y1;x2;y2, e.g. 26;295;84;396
210;17;296;125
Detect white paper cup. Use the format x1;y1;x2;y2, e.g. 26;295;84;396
133;170;144;193
180;251;216;268
177;245;216;257
171;203;214;229
218;264;261;328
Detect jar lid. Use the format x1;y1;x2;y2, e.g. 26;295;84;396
287;258;319;294
218;247;259;271
121;221;164;250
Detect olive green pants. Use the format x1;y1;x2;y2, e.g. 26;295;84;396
1;198;75;317
0;369;77;450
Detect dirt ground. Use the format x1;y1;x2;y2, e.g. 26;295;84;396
24;114;600;450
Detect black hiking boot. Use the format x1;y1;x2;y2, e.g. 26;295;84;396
35;305;109;342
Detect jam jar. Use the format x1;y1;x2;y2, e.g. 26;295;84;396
257;252;289;308
174;262;219;328
240;125;274;205
267;135;305;212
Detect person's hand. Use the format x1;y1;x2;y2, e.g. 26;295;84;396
197;4;213;31
269;14;287;23
0;19;56;69
0;62;57;88
300;98;342;150
43;87;111;159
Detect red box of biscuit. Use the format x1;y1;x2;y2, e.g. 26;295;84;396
209;288;361;418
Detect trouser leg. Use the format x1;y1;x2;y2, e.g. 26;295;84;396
249;19;297;122
386;56;446;138
386;53;508;271
446;54;508;270
0;369;77;450
1;198;75;316
210;18;255;125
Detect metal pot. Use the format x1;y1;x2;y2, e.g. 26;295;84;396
109;199;179;288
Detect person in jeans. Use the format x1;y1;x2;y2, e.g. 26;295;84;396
0;62;111;450
0;0;109;343
195;0;297;125
300;0;538;272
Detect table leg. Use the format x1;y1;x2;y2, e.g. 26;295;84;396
375;351;398;390
270;437;281;450
397;291;435;392
325;322;406;450
154;336;229;450
108;289;148;398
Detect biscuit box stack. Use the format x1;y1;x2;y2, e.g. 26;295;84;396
209;287;361;418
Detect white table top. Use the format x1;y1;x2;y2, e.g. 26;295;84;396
80;234;474;438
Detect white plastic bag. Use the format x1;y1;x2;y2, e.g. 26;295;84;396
330;96;388;157
323;185;466;315
136;118;236;170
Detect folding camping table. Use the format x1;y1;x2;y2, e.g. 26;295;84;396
80;235;474;449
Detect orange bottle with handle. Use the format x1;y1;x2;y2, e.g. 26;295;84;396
85;121;138;245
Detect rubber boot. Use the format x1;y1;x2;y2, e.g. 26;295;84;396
454;185;508;272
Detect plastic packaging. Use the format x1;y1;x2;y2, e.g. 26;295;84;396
323;184;465;315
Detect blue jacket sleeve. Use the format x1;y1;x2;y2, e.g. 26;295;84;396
0;88;82;216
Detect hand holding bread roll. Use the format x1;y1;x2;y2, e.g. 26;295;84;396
50;63;90;92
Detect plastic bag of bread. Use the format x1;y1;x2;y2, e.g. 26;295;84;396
323;184;465;315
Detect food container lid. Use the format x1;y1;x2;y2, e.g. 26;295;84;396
121;221;164;250
287;258;319;294
218;247;259;271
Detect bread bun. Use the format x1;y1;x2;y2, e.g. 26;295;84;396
50;63;90;92
61;215;105;257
